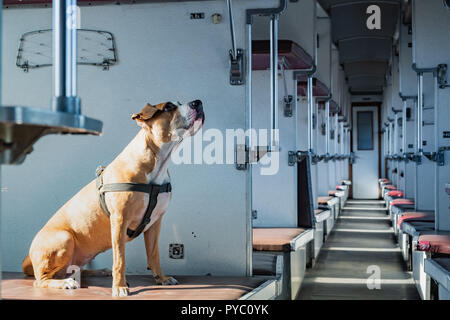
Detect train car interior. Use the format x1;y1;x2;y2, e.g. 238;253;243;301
0;0;449;302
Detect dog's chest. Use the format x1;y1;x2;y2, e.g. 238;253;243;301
128;191;171;235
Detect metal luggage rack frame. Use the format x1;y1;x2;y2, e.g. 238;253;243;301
16;28;117;72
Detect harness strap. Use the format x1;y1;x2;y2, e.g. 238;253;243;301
95;166;172;239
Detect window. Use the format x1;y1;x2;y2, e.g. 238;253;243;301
357;111;374;150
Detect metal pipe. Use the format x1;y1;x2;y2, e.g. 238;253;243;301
270;14;279;151
52;0;80;114
53;0;65;98
334;114;338;155
417;74;423;154
67;0;77;97
247;24;253;148
245;22;252;278
325;100;330;155
226;0;237;60
307;75;313;152
402;100;407;154
394;113;398;154
387;123;391;155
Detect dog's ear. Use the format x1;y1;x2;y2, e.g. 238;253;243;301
131;103;159;121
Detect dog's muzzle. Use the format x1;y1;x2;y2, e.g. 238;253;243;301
188;100;205;124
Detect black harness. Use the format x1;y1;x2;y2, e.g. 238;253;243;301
95;166;172;239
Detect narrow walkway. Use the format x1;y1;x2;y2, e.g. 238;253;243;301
297;199;420;300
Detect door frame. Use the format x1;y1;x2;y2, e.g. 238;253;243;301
350;102;382;198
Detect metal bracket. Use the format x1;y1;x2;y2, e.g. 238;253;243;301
312;154;324;164
293;64;317;80
230;49;244;85
349;152;356;164
437;64;449;89
423;152;437;162
288;150;309;166
411;153;422;164
284;95;294;117
436;147;449;166
235;144;268;170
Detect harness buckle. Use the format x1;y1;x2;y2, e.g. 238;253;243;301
95;165;105;177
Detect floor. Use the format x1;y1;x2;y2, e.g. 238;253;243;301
1;273;267;300
297;199;420;300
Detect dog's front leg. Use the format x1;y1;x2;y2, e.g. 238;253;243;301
110;214;129;297
144;218;178;285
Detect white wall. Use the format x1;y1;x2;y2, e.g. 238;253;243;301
251;69;298;227
1;0;280;275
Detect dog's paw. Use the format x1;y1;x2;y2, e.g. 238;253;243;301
158;276;179;286
62;278;80;290
112;286;130;297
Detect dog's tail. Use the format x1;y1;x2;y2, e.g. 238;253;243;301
22;255;34;276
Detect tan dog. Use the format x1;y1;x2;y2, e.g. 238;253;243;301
22;100;204;297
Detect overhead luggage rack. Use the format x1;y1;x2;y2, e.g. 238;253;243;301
318;99;340;114
297;77;330;97
252;40;313;71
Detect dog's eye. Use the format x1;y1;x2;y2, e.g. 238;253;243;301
163;102;177;112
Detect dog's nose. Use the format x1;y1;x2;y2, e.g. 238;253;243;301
188;100;202;110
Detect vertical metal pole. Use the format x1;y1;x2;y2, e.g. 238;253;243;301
402;101;407;155
417;74;423;154
401;101;407;193
307;76;314;152
245;23;252;277
334;114;338;156
52;0;80;114
414;95;419;210
389;122;393;156
394;113;398;155
68;0;77;97
247;24;253;149
227;0;237;60
294;79;298;149
433;74;439;231
325;100;330;155
270;15;279;151
53;0;65;98
0;0;2;298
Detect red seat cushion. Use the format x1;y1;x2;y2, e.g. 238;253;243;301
385;185;397;190
336;185;346;191
416;234;450;254
388;190;404;198
379;178;389;183
390;198;414;207
253;228;306;252
398;212;434;228
318;196;333;205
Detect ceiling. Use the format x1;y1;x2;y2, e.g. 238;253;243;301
318;0;403;95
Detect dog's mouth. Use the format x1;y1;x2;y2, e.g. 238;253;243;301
186;106;205;130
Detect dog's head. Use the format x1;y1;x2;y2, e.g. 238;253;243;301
132;100;204;146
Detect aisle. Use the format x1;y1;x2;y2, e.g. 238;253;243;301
297;200;420;300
